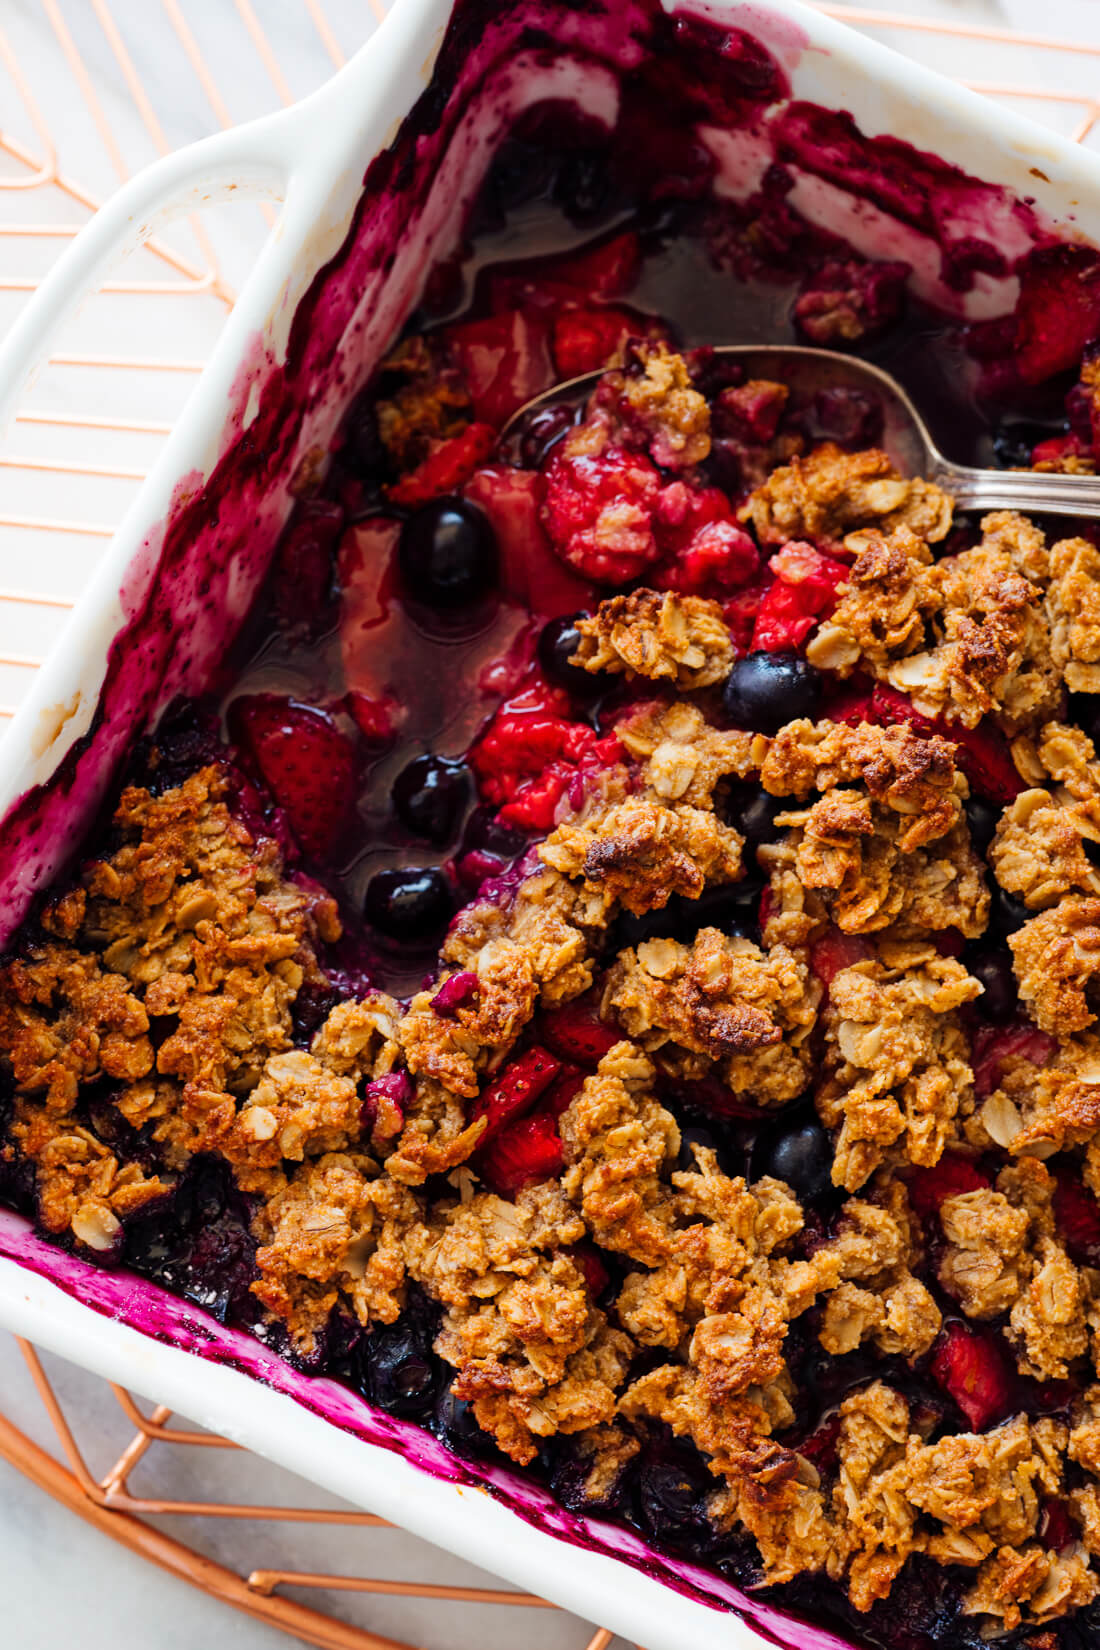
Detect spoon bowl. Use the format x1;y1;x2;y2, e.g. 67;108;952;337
500;344;1100;520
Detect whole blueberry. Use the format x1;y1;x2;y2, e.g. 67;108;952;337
537;614;604;698
966;946;1018;1022
991;885;1031;937
433;1384;491;1457
724;782;784;852
965;797;1001;857
362;1320;440;1418
398;498;498;610
519;403;577;469
723;653;822;735
392;754;471;844
757;1118;834;1202
365;866;453;941
636;1445;713;1546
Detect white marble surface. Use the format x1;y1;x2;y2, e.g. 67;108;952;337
2;0;1100;1646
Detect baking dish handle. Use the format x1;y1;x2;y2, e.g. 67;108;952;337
0;102;315;432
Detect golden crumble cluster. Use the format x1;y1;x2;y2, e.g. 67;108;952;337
7;409;1100;1645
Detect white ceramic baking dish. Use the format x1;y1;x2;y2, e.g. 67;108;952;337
2;4;1100;1645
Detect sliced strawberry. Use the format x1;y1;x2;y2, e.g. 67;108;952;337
1013;245;1100;387
1040;1497;1078;1552
906;1154;992;1221
542;445;663;584
971;1021;1058;1099
477;1110;564;1197
1052;1168;1100;1265
551;305;640;377
463;465;596;618
550;232;642;299
442;309;553;426
809;928;875;987
387;422;497;507
469;1045;562;1141
233;696;355;861
930;1321;1014;1431
539;992;620;1066
543;1064;585;1117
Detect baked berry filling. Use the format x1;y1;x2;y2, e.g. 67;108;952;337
7;50;1100;1650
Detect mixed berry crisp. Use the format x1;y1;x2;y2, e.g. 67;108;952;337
9;115;1100;1650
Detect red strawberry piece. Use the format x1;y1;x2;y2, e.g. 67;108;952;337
539;992;620;1066
271;499;343;631
1013;245;1100;387
551;232;642;299
233;696;356;861
1032;433;1089;468
431;971;481;1018
387;422;497;507
477;1110;564;1197
543;1064;585;1118
751;542;850;651
906;1154;992;1221
541;445;663;584
1052;1169;1100;1265
567;1242;610;1298
443;309;553;426
469;1045;562;1142
832;682;1025;804
345;690;400;749
930;1322;1014;1431
463;465;595;618
551;305;641;377
971;1020;1057;1099
1040;1498;1078;1552
809;928;875;987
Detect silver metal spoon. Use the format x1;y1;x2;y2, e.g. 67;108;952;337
500;343;1100;519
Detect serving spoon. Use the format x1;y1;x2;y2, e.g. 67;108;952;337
500;343;1100;519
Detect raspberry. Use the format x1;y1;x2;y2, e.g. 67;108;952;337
477;1110;564;1197
431;972;481;1017
930;1321;1014;1431
539;992;620;1066
723;576;771;653
387;423;497;506
541;445;663;584
469;1045;562;1141
661;520;759;597
443;309;553;425
751;541;849;651
713;378;789;443
1052;1169;1100;1265
906;1155;992;1221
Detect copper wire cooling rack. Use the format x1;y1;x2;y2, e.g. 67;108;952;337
1;2;1099;1646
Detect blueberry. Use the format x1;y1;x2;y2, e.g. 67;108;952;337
1069;691;1100;747
392;755;471;844
676;1122;721;1173
990;885;1031;937
398;498;498;610
519;404;577;469
433;1383;491;1458
364;866;453;941
537;614;603;698
635;1444;714;1548
966;947;1018;1022
965;796;1001;856
362;1319;441;1419
723;782;783;853
756;1118;834;1202
723;653;822;735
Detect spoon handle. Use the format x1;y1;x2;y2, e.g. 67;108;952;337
932;457;1100;521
